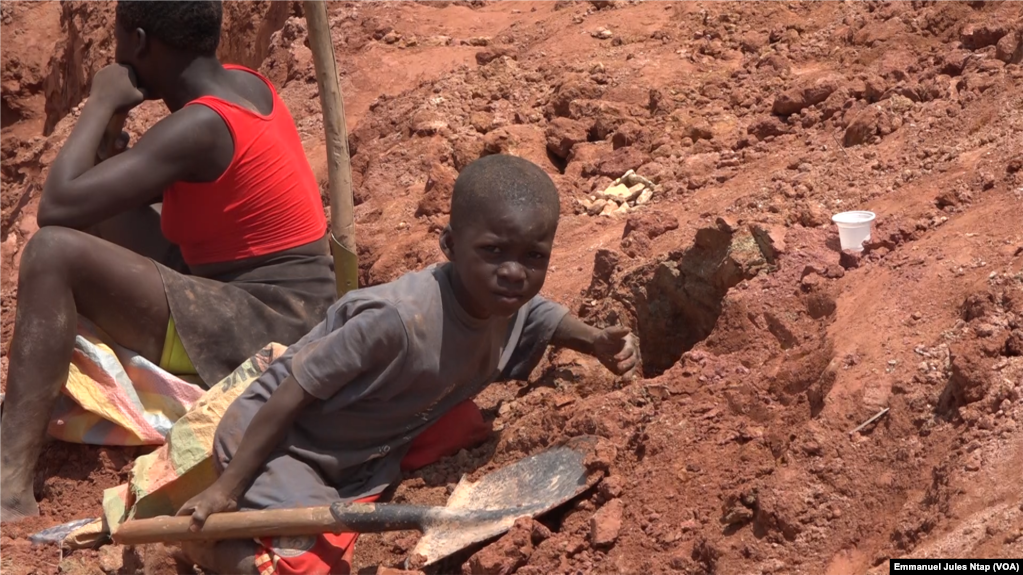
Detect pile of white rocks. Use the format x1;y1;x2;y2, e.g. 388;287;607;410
577;170;657;217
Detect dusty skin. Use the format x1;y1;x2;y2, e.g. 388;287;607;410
3;1;1023;574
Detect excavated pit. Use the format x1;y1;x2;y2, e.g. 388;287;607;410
584;224;766;377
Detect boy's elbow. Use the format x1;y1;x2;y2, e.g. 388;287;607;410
35;198;63;228
36;194;75;229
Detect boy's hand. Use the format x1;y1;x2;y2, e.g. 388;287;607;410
176;482;239;532
90;64;146;113
592;325;640;377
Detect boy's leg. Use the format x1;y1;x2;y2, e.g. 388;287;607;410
86;204;188;272
0;227;170;521
181;540;259;575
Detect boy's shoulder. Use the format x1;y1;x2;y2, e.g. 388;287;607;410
340;263;446;313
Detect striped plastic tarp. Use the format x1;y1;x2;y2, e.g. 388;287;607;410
102;343;285;531
49;319;207;446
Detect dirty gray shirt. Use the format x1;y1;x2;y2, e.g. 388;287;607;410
213;263;569;510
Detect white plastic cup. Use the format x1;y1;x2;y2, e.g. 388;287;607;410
831;211;876;252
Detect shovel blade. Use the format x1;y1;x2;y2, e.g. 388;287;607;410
411;435;600;567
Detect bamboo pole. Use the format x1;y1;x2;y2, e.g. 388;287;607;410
304;0;358;297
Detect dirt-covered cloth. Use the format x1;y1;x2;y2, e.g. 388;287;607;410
101;343;288;531
213;263;569;511
157;238;337;386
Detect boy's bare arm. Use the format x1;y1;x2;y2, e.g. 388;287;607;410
39;64;226;229
177;376;315;530
552;314;640;376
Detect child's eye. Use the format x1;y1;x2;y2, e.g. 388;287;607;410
481;246;501;255
529;251;549;260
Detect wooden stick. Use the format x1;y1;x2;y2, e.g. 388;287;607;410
112;507;339;545
848;407;889;435
304;0;358;297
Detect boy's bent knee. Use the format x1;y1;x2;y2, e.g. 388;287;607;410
18;226;88;280
181;539;258;574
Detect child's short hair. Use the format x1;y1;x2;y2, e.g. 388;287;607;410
116;1;223;57
450;154;560;230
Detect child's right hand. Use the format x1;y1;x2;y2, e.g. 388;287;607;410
176;482;239;532
90;64;147;113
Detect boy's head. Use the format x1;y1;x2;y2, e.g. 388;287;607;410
114;1;223;95
441;154;560;320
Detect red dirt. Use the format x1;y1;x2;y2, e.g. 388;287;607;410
3;1;1023;574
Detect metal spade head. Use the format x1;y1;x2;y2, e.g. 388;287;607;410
409;434;601;567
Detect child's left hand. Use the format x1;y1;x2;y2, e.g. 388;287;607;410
592;325;640;377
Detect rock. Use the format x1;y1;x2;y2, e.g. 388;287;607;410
569;100;632;139
595;147;652;178
416;164;458;217
382;30;401;44
683;121;715;141
463;517;535;575
621;169;655;189
798;204;828;228
470;112;494;134
99;544;125;573
941;50;972;76
959;22;1010;50
585;248;622;299
747;116;790;140
636;161;670;184
995;29;1023;64
599;183;639;203
716;215;740;233
550;78;604;117
611;121;645;150
476;47;516;66
677;153;719;181
598;475;624;499
592;28;613;40
587;198;608;216
721;495;755;526
839;249;863;270
1;233;20;279
599;200;618;217
750;224;787;263
410;110;449;136
590;499;624;548
467;36;491;47
772;74;843;116
843;104;901;147
739;31;769;53
623;211;679;240
545;117;589;159
635;189;653;205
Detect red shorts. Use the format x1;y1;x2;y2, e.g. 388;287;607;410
253;399;492;575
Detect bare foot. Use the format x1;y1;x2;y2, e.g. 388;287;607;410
1;493;40;523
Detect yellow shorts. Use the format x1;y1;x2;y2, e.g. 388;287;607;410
159;316;197;376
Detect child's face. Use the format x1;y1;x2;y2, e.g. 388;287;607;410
443;205;557;319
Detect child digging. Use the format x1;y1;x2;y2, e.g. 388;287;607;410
177;154;640;575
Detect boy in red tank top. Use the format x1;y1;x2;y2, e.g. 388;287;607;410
1;1;337;522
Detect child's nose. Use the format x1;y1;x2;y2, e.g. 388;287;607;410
496;261;526;284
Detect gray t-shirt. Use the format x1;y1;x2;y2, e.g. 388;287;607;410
213;263;569;510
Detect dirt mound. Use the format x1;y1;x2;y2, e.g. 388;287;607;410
3;1;1023;573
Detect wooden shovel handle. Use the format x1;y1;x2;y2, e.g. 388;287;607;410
112;506;338;545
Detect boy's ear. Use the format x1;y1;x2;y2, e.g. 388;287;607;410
133;28;148;59
439;225;455;261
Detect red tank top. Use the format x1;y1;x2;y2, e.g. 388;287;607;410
160;65;327;266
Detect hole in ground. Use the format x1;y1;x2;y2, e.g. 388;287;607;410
623;227;762;377
545;147;567;174
1;99;23;129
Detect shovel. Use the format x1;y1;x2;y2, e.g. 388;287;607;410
112;435;602;567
